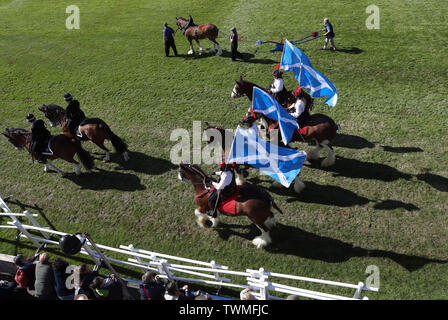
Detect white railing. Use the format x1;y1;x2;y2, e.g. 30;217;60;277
0;195;378;300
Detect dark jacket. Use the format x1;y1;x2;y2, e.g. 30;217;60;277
139;280;165;300
31;120;51;143
66;100;86;123
35;261;57;298
93;277;123;300
78;270;99;299
54;268;75;298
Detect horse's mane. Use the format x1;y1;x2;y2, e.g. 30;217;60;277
178;16;197;26
43;104;65;114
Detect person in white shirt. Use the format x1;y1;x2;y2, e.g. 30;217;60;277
268;69;288;105
208;162;236;218
287;86;310;128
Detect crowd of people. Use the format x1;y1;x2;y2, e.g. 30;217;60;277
3;252;222;300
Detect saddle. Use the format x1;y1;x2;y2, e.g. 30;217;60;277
41;137;54;156
208;186;241;215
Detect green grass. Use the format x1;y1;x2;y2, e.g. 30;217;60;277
0;0;447;299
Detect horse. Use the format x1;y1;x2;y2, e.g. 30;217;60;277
38;104;129;162
175;16;222;56
232;77;339;167
203;123;306;193
2;128;94;177
178;163;284;248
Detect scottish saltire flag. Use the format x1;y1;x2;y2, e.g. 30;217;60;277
252;87;299;144
280;39;338;107
227;126;307;188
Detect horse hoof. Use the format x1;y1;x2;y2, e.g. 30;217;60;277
216;51;222;56
188;50;194;55
197;216;208;228
252;236;270;249
321;157;335;167
209;217;219;227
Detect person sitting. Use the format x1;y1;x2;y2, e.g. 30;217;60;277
90;274;123;300
74;263;99;299
64;93;86;137
163;281;199;301
34;253;58;300
13;253;38;291
208;162;237;218
268;69;288;106
287;87;308;126
27;114;51;164
139;271;165;300
52;258;75;300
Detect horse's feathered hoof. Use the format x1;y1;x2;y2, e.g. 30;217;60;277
321;157;335;167
252;234;271;249
294;179;306;193
188;50;194;55
215;51;222;56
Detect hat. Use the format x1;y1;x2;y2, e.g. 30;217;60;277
294;86;302;96
64;93;73;102
26;114;36;123
231;27;236;31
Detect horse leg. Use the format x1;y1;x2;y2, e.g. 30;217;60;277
235;172;245;186
214;40;222;56
252;223;272;249
294;177;306;193
307;139;322;161
320;139;335;167
45;161;67;177
188;39;195;55
195;39;205;55
90;137;110;162
195;208;219;228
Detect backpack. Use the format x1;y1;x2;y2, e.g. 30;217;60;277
14;268;30;288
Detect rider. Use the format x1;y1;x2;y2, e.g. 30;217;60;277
208;162;237;218
27;113;51;164
268;69;288;106
64;93;86;137
287;86;309;127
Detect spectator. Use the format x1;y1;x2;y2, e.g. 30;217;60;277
52;258;75;300
163;22;178;57
34;253;57;300
240;288;257;300
89;274;123;300
74;263;99;299
321;18;337;51
13;253;37;291
139;271;165;300
230;27;243;61
164;281;200;301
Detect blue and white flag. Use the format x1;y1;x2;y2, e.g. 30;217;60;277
280;39;338;107
227;126;307;188
252;87;299;145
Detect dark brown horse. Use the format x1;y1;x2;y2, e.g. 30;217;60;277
3;128;94;177
175;16;222;56
38;104;129;162
232;77;339;167
178;163;283;248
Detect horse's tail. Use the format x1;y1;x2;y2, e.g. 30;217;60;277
102;123;128;153
73;141;94;171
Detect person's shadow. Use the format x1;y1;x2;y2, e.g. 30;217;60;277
335;47;363;54
332;133;375;149
112;151;176;176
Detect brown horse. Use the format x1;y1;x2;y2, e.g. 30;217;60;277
38;104;129;162
3;128;94;177
203;123;306;193
232;77;339;167
175;16;222;56
178;163;283;248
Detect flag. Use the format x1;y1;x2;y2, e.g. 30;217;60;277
251;87;299;145
227;126;307;188
280;39;338;107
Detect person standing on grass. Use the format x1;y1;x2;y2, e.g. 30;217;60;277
321;18;337;51
163;22;178;57
230;27;243;61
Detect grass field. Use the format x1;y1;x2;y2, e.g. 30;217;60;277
0;0;447;300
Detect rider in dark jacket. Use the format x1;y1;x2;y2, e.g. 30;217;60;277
64;93;86;137
27;114;51;164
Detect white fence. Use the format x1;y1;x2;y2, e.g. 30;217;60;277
0;195;378;300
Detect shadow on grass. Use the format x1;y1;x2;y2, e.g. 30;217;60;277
65;168;146;191
381;146;423;153
373;200;419;211
416;173;448;192
113;151;176;175
182;49;278;64
214;223;447;272
3;198;58;231
267;181;370;207
332;133;375;149
314;155;413;182
335;47;363;54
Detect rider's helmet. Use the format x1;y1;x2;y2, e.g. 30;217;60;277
26;114;36;123
59;234;85;255
64;93;73;102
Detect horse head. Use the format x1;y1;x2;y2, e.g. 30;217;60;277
175;17;186;31
3;128;29;150
178;163;212;186
39;104;65;127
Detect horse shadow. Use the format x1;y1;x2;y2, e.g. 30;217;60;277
335;47;363;54
65;168;146;191
185;49;277;64
416;173;448;192
373;200;419;211
332;133;375;149
313;155;413;182
268;181;370;207
112;151;176;176
381;146;423;153
214;222;446;272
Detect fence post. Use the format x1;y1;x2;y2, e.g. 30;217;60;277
353;282;364;299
